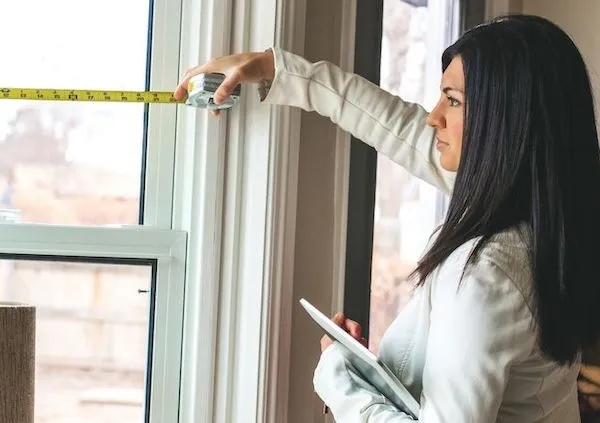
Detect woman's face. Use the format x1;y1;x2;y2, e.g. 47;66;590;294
426;56;465;172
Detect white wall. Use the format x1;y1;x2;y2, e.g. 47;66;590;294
514;0;600;126
485;0;523;18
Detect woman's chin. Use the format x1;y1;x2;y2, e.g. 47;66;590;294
439;154;459;172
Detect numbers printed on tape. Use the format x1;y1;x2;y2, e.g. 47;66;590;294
0;74;238;110
0;87;184;104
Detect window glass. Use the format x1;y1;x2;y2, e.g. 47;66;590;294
0;0;151;225
0;258;153;423
369;0;458;353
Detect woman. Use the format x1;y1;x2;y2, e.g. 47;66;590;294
175;14;600;422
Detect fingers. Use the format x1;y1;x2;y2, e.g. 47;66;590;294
331;312;346;326
581;364;600;386
330;312;364;341
173;67;198;100
174;65;240;109
175;51;268;102
174;54;247;101
173;66;213;100
213;69;242;105
173;77;191;101
344;319;362;339
174;59;223;100
321;315;368;353
579;378;600;396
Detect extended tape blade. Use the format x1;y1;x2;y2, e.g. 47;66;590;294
0;88;185;104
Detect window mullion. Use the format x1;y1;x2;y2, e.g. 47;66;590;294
148;249;187;423
143;0;184;229
0;224;184;259
172;0;233;422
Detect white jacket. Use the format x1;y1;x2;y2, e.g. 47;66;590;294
262;47;581;423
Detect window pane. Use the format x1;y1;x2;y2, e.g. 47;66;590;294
369;0;458;353
0;258;153;423
0;0;151;225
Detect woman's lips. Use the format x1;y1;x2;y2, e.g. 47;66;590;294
435;138;449;150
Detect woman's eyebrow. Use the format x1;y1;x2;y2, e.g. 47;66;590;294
442;86;464;95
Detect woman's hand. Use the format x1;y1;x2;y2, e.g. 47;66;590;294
579;364;600;411
173;49;275;112
320;312;368;352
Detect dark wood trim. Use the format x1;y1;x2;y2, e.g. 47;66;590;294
342;0;383;337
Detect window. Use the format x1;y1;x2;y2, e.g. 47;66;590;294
343;0;486;352
2;258;152;423
0;0;152;226
0;0;185;421
0;225;185;422
369;0;460;353
0;0;294;422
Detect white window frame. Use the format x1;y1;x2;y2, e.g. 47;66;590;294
143;0;182;228
0;0;310;422
0;0;188;421
0;224;187;422
173;0;307;421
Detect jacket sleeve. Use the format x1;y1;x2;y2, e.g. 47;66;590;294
261;47;455;194
312;259;536;422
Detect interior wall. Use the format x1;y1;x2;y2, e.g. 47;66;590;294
287;0;345;422
485;0;523;18
520;0;600;127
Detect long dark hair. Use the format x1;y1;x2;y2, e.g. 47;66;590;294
411;14;600;365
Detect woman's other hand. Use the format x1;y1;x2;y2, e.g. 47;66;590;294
320;312;368;352
579;364;600;411
173;49;275;113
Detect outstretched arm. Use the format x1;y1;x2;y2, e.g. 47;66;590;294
263;48;454;194
175;48;455;194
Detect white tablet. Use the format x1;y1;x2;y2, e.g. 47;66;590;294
300;298;420;419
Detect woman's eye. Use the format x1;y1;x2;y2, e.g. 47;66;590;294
447;96;460;107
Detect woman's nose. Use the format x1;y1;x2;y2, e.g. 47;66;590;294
426;108;445;129
426;100;446;128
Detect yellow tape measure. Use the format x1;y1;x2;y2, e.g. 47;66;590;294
0;87;183;104
0;74;241;109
